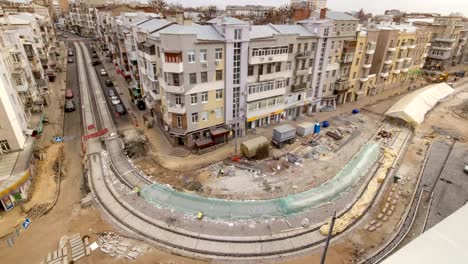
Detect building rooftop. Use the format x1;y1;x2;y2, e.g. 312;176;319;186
375;23;419;33
152;24;224;41
207;16;249;25
226;5;275;10
312;10;359;21
272;24;316;37
137;18;173;33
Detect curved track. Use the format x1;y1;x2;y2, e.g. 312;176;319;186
75;41;415;260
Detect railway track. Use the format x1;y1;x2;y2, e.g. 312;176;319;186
76;40;418;260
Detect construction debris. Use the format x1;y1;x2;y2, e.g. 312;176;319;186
98;232;146;260
26;202;51;219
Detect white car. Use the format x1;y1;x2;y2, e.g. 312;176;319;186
110;96;120;105
464;162;468;174
100;69;107;76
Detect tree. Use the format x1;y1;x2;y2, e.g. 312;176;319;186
449;12;464;17
149;0;167;13
200;5;219;22
355;8;373;24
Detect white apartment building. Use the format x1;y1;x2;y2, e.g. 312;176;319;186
0;28;39;114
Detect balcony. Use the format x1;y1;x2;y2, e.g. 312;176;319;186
366;49;375;55
432;46;453;51
247;87;286;102
167;103;186;114
408;44;416;49
426;43;431;47
162;82;184;94
143;52;157;62
259;70;293;82
291;82;307;92
387;47;397;52
423;53;428;57
396;58;404;63
368;74;376;79
359;77;369;82
295;51;311;59
427;52;451;60
405;57;412;61
433;38;456;43
294;67;312;76
400;45;408;50
380;72;389;78
247;103;285;120
341;53;354;64
393;69;401;74
249;53;289;65
162;61;183;73
363;63;372;68
11;60;27;70
401;68;409;73
384;59;393;64
334;79;349;94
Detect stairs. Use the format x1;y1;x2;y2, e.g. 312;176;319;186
170;147;190;157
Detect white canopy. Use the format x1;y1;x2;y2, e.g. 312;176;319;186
384;83;454;126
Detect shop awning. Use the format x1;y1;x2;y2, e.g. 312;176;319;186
195;138;215;148
210;128;229;137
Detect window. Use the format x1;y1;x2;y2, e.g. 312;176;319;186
248;65;254;76
258;65;263;75
201;92;208;103
215;107;222;118
266;64;271;74
288;44;293;53
157;47;160;58
297;43;302;53
304;43;308;51
14;76;23;85
189;73;197;84
355;58;360;66
352;72;357;79
188;50;195;63
215;48;222;60
190;94;198;104
201;72;207;83
191;113;198;123
0;140;10;152
286;62;292;70
200;49;207;62
216;89;223;100
201;111;209;121
309;59;314;67
175;95;182;105
332;70;336;77
11;53;21;62
234;29;241;40
275;62;281;72
216;70;223;81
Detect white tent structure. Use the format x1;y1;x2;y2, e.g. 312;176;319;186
384;83;454;127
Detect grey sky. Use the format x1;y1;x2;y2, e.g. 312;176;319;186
160;0;466;16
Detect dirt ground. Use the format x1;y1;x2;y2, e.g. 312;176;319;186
135;112;381;200
0;144;61;237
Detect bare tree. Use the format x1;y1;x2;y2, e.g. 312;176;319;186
355;8;373;24
149;0;167;13
449;12;464;17
200;5;219;22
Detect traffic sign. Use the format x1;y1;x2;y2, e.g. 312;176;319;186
22;218;31;230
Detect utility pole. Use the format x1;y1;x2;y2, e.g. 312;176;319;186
320;211;337;264
234;121;238;154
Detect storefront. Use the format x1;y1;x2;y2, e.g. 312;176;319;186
247;110;283;130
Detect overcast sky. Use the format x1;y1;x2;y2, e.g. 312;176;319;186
159;0;467;16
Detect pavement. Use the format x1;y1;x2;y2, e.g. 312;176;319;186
425;142;468;230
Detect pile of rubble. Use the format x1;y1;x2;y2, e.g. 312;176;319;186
27;202;51;219
98;232;145;260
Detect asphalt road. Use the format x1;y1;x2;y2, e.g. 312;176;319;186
425;142;468;230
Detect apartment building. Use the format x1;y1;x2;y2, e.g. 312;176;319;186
371;24;431;93
414;16;463;70
225;5;275;18
0;29;35;214
68;0;100;37
291;0;327;11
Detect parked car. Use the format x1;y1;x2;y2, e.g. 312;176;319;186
115;104;126;115
92;60;101;66
70;30;76;34
136;100;146;110
108;89;116;97
65;100;75;112
68;50;73;56
100;69;107;76
105;79;113;87
110;96;120;105
464;162;468;174
455;71;466;78
65;89;73;99
67;58;73;63
92;53;98;58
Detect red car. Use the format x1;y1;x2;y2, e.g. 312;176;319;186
65;89;73;99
